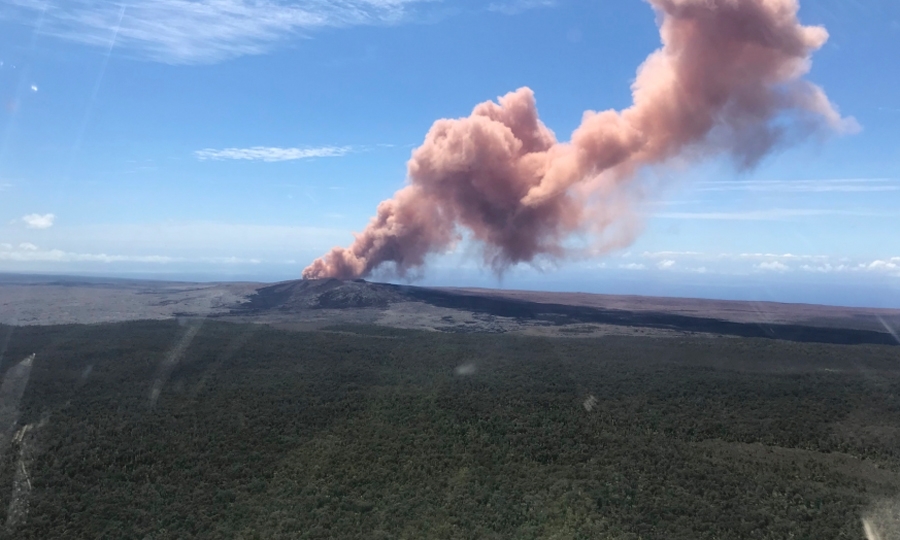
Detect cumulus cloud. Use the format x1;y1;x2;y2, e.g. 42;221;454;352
619;263;646;271
3;0;436;64
194;146;351;162
21;213;55;229
657;259;675;270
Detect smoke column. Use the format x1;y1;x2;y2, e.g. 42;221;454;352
303;0;856;280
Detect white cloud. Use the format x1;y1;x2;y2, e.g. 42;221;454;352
755;261;790;272
0;242;262;264
195;146;351;162
21;213;55;229
0;222;349;271
624;251;900;277
642;251;829;263
29;84;37;92
4;0;437;64
619;263;646;271
867;260;899;271
655;209;887;221
696;178;900;194
736;253;831;262
641;250;701;258
488;0;555;15
801;263;839;273
865;260;900;278
0;242;169;262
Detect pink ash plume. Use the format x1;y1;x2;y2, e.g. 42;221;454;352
303;0;855;280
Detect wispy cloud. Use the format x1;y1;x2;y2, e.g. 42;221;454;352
642;251;830;263
4;0;434;64
488;0;555;15
736;253;829;261
0;222;350;269
0;244;173;263
21;213;55;229
194;145;351;162
641;250;703;259
0;242;260;264
695;178;900;193
655;208;889;221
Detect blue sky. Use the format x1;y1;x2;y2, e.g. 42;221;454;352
0;0;899;307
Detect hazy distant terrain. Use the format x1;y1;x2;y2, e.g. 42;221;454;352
2;273;899;345
0;274;257;326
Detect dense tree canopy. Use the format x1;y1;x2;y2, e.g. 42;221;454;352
0;321;896;539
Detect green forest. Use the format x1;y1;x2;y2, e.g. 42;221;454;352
0;320;897;539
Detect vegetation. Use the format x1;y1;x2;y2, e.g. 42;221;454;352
0;320;897;539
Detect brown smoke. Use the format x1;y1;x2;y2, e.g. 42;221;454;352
303;0;855;280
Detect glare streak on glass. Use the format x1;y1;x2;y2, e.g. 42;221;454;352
0;354;34;460
148;319;202;407
862;499;900;540
5;417;45;532
0;5;45;168
68;2;127;163
876;315;900;344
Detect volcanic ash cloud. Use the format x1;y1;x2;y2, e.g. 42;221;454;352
303;0;856;280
